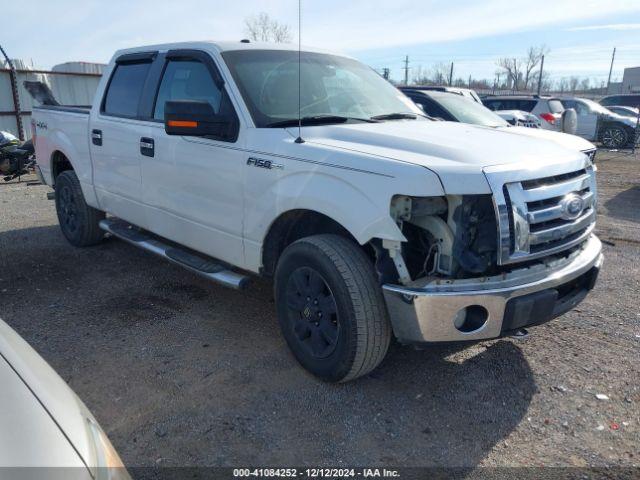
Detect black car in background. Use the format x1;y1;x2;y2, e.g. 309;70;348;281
599;94;640;108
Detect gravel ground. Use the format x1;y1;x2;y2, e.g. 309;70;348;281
0;150;638;471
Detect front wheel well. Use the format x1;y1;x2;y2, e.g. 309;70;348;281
261;210;372;277
51;151;73;184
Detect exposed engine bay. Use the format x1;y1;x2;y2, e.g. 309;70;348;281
381;194;498;284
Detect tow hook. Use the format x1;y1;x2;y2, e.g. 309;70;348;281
510;328;529;339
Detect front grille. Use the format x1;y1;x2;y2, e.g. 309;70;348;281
485;159;597;265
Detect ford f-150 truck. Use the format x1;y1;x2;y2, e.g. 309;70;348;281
32;41;603;382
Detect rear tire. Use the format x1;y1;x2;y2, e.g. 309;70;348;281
55;170;105;247
275;234;391;382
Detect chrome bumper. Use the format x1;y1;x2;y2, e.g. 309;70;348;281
382;235;603;343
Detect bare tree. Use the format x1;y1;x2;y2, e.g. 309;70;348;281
569;76;580;93
244;12;292;43
430;62;450;85
496;57;521;91
522;45;549;90
496;44;549;92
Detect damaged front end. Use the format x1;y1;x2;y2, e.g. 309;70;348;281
378;194;498;285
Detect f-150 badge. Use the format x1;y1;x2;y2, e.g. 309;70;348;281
247;157;284;170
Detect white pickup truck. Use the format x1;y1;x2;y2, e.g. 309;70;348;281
33;41;603;382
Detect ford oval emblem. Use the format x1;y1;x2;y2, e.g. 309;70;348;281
560;193;584;221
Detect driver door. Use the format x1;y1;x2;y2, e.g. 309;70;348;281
141;50;245;267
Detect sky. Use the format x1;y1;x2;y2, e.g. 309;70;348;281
2;0;640;85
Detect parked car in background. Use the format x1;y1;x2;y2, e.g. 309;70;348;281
598;94;640;109
401;88;594;157
560;97;639;148
0;319;129;477
606;105;640;119
404;85;483;103
493;110;542;128
482;95;571;132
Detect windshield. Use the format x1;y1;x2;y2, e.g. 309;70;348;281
222;50;422;127
435;94;508;127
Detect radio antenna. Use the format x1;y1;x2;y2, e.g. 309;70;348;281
294;0;304;143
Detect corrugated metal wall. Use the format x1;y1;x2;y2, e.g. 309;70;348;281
0;64;103;139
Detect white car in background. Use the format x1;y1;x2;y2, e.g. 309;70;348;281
482;95;574;133
494;110;542;128
606;105;639;119
0;319;129;479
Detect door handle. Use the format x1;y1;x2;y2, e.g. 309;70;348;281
140;137;154;157
91;129;102;146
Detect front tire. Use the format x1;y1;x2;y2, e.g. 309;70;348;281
55;170;105;247
275;234;391;382
600;125;628;148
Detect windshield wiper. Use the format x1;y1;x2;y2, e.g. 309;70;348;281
266;115;379;128
370;112;420;121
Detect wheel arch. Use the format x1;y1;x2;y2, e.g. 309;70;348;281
50;150;74;183
261;209;372;277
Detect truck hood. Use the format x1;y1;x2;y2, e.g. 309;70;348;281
293;120;587;192
504;126;595;151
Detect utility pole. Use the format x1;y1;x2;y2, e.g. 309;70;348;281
448;62;454;86
403;55;410;85
537;54;545;96
606;47;616;93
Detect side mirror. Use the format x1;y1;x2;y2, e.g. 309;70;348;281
164;100;231;138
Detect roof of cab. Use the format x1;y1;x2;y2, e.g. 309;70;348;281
112;40;337;60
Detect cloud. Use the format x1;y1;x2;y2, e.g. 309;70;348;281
567;23;640;31
2;0;640;68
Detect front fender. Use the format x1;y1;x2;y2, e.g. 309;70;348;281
246;170;405;246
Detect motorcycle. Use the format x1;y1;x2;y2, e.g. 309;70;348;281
0;131;35;182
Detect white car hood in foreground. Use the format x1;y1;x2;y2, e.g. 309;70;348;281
294;120;587;193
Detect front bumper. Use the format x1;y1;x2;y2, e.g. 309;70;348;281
382;235;603;344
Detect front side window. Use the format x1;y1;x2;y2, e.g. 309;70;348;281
103;62;152;117
222;50;422;127
154;60;223;120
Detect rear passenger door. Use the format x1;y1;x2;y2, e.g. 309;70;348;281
141;50;246;267
90;52;156;228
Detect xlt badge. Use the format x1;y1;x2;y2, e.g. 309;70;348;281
247;157;283;170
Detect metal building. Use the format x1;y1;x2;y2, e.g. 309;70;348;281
622;66;640;94
0;60;104;139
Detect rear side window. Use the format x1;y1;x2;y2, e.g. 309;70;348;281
102;62;152;117
153;60;223;120
547;100;564;113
